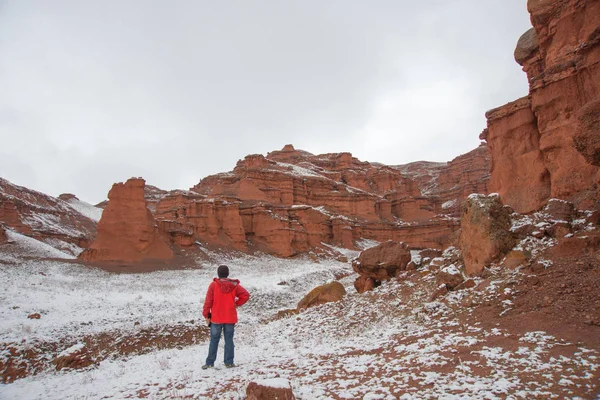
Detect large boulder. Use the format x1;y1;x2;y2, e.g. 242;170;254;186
297;281;346;310
246;378;296;400
352;241;412;281
459;194;516;276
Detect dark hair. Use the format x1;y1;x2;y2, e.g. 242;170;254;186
217;265;229;278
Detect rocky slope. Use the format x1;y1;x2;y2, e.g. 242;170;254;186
0;178;99;256
481;0;600;213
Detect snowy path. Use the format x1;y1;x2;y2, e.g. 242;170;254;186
1;251;599;399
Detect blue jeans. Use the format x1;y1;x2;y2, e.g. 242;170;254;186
205;323;235;366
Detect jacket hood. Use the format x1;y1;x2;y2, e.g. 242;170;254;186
213;277;240;294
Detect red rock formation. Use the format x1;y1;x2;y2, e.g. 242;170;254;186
178;145;489;257
482;0;600;212
75;139;490;261
0;178;97;252
459;194;516;276
0;224;6;244
483;97;550;213
398;144;491;217
79;178;173;263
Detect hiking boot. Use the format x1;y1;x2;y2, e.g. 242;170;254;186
201;365;213;370
225;363;237;368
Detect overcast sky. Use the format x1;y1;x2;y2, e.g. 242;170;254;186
0;0;532;204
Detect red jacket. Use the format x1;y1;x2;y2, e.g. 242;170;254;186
202;278;250;324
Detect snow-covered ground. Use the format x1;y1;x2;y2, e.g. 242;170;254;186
0;241;598;399
64;198;103;223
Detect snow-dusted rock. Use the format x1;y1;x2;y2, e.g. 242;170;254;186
246;378;296;400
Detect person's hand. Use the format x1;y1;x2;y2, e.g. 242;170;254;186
205;318;211;326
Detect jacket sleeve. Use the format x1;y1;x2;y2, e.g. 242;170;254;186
235;284;250;307
202;282;214;318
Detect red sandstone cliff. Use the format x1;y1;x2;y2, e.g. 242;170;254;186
142;144;488;257
397;144;490;218
482;0;600;213
79;178;173;263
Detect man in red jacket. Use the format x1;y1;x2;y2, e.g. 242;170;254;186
202;265;250;369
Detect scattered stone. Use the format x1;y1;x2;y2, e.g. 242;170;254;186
454;279;476;291
524;276;540;286
419;249;443;260
246;378;296;400
586;210;600;226
530;262;547;273
504;250;529;269
429;284;449;302
546;222;571;239
436;264;465;290
430;257;445;267
276;309;298;319
512;223;537;238
27;313;41;319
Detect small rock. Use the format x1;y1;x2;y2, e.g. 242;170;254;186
504;250;529;269
27;313;41;319
454;279;476;291
246;378;296;400
532;231;545;239
436;265;465;290
429;284;448;302
480;268;494;279
354;275;378;294
525;276;540;286
530;262;546;273
547;222;571;239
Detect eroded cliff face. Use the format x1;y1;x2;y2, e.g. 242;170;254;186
79;178;173;263
397;144;491;218
483;0;600;213
0;178;97;254
139;144;489;258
